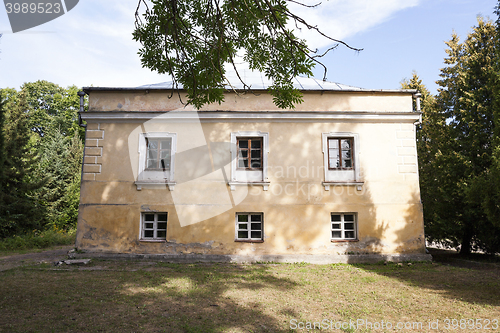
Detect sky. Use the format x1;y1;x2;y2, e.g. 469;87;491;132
0;0;497;95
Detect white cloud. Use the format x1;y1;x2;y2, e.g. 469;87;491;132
0;0;420;89
288;0;421;49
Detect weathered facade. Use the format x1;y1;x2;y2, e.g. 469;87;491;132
76;77;430;262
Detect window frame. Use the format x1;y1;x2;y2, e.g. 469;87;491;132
145;137;173;171
235;212;264;242
236;137;263;171
330;213;358;242
136;132;177;190
230;131;270;190
327;137;354;170
322;132;362;189
140;212;168;241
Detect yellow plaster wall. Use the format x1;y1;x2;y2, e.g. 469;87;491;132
77;106;426;255
87;90;413;113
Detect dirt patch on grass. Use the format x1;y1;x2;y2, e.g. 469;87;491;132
0;245;73;271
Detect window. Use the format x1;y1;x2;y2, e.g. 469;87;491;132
237;137;263;169
230;131;270;190
331;213;357;241
135;132;177;190
145;138;172;171
235;213;263;241
328;138;353;169
322;132;362;189
141;212;167;240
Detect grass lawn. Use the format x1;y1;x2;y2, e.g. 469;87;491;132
0;260;499;332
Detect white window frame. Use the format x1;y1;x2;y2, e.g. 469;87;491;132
230;131;270;190
331;213;357;241
322;132;363;190
140;212;168;241
135;132;177;191
235;212;264;242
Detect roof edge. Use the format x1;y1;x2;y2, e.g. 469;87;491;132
82;86;418;94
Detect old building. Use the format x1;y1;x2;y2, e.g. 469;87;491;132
76;75;430;262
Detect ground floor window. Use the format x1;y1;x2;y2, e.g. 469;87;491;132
236;213;263;241
141;212;167;240
331;213;357;240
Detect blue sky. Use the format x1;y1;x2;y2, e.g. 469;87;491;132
0;0;497;95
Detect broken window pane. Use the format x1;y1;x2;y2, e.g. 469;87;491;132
332;231;341;238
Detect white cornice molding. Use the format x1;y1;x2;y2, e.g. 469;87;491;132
80;111;421;123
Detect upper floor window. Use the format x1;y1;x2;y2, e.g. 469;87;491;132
237;137;263;170
230;131;269;190
328;137;353;170
135;132;177;190
322;132;361;189
146;138;172;171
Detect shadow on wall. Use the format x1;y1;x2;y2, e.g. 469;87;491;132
341;181;426;263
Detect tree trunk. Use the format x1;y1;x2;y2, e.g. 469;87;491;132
459;223;473;256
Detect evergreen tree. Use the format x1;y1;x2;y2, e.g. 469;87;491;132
35;128;83;229
424;18;500;254
0;90;45;238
